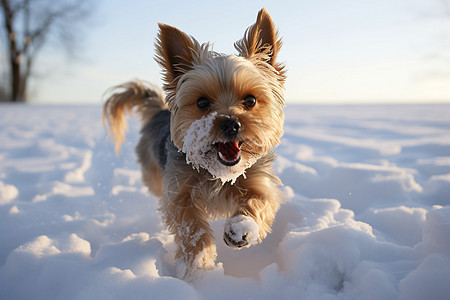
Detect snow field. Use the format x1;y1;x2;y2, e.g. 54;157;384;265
0;104;449;299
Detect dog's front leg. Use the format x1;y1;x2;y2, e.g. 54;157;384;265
160;194;216;279
224;173;284;249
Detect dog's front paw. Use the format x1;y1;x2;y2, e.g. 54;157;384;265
224;215;260;249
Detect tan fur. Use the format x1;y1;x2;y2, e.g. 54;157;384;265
103;80;167;153
103;8;286;280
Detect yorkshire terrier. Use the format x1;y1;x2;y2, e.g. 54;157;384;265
103;8;286;279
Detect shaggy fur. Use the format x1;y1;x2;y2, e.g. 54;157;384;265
103;8;286;280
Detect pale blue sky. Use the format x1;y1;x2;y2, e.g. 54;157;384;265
7;0;450;104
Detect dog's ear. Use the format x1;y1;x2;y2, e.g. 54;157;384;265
155;23;195;84
235;8;284;73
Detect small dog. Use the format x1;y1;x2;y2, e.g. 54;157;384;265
103;8;286;279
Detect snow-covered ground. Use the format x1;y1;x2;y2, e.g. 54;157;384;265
1;104;449;300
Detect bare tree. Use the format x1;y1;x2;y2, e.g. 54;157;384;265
0;0;92;102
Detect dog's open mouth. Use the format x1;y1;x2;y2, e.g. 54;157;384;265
216;141;241;166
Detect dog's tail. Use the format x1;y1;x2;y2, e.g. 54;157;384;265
103;79;168;153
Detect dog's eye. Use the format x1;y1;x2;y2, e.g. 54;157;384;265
243;95;256;109
197;97;210;109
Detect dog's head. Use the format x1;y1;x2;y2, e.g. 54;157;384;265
155;8;286;183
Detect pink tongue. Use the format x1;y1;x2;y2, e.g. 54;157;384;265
218;141;240;161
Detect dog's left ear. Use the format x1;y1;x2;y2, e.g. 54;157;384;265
235;8;284;74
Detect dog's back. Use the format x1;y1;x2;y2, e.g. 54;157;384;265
103;80;168;196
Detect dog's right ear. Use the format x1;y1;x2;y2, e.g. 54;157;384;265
155;23;195;86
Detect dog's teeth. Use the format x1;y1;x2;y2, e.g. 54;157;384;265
219;151;239;164
218;151;228;162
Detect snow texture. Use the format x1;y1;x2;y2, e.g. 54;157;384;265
182;112;260;184
1;104;450;299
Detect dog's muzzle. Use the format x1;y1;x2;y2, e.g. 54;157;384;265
216;117;241;166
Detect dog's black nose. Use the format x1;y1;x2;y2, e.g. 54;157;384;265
220;118;240;138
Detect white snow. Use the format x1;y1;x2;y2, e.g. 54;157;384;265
1;104;450;299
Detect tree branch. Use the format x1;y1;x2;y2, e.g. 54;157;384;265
1;0;93;101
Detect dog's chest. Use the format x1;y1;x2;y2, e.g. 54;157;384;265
201;180;241;220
